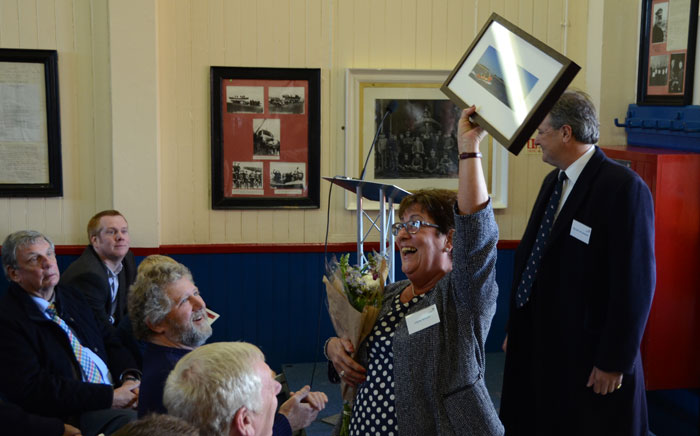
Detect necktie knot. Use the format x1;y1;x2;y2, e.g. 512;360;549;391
558;171;568;183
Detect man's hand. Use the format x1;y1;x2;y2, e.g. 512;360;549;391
112;379;140;409
326;337;366;387
62;423;82;436
586;366;623;395
278;385;320;431
298;387;328;411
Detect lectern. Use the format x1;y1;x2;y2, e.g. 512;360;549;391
324;176;411;283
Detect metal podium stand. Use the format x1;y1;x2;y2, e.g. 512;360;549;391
324;176;411;283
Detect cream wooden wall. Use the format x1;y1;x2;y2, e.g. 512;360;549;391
0;0;641;246
157;0;608;244
0;0;113;244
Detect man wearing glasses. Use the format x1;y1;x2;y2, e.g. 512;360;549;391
499;90;655;435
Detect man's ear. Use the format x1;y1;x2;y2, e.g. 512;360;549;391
89;234;99;248
561;124;573;143
146;319;166;334
7;267;20;283
231;407;254;436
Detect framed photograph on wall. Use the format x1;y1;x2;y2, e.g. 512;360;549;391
637;0;698;105
345;68;508;210
210;67;320;209
0;49;62;197
440;13;580;155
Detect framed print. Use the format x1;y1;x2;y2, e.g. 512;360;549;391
441;13;580;155
0;49;62;197
637;0;698;105
345;68;508;211
211;67;320;209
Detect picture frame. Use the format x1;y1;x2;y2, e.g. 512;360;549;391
440;13;580;155
636;0;698;105
210;67;320;209
345;68;508;210
0;49;62;197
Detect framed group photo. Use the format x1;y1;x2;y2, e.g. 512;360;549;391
637;0;698;105
440;13;580;154
210;67;320;209
0;48;62;197
345;68;508;210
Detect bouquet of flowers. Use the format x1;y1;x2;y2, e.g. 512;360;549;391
323;252;388;435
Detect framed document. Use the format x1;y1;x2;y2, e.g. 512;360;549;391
210;67;320;209
637;0;698;105
441;13;580;155
0;49;62;197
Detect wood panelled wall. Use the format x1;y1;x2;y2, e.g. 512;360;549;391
0;0;112;244
157;0;593;244
0;0;641;246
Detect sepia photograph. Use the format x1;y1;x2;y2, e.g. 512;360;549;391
668;53;685;93
252;118;281;158
226;86;264;113
269;86;305;114
372;99;461;180
270;162;306;192
649;54;669;86
469;45;539;110
232;161;263;193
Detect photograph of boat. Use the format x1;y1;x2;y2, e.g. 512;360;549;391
269;86;305;114
252;118;281;158
469;45;538;110
226;85;264;113
270;162;305;191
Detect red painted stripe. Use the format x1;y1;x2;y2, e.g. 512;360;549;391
15;240;518;256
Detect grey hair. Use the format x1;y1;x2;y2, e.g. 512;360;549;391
547;89;600;144
163;342;265;436
111;413;200;436
128;256;193;341
2;230;54;281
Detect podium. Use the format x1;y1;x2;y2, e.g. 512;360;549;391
324;176;411;283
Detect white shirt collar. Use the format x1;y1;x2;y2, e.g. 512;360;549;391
562;145;596;186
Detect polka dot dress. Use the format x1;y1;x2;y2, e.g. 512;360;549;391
349;291;423;436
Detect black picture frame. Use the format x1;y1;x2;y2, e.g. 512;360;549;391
441;13;580;155
0;48;62;197
637;0;698;105
210;67;320;209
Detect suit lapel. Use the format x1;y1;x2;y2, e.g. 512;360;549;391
547;147;606;245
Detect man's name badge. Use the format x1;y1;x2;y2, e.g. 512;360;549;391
570;219;592;244
406;304;440;335
206;308;220;325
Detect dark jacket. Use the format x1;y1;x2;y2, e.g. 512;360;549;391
1;399;65;436
0;282;137;419
60;245;137;329
500;147;655;435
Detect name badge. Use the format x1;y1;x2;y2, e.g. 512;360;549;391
405;304;440;335
570;219;592;244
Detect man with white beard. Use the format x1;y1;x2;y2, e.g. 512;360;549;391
128;256;326;435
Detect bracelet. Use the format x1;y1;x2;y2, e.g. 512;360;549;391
323;337;333;361
459;152;482;160
119;369;142;384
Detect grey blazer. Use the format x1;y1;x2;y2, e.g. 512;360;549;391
336;203;504;435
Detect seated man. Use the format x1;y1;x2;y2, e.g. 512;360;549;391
163;342;285;436
60;210;136;328
128;256;327;435
0;230;141;436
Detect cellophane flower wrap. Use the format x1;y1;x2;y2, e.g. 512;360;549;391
323;252;388;436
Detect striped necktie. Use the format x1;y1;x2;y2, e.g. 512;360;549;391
515;171;568;308
45;303;106;384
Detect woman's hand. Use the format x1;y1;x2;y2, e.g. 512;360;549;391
327;337;366;387
457;106;488;154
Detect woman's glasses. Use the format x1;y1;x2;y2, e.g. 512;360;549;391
391;220;440;236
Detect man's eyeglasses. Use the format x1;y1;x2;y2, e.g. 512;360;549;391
391;220;440;236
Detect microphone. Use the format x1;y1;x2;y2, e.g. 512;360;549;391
359;100;397;180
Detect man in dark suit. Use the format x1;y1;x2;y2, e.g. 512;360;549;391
0;230;141;435
499;90;655;436
61;210;136;330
